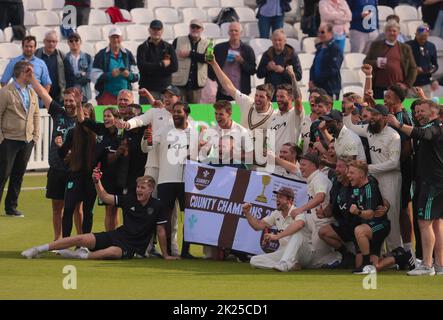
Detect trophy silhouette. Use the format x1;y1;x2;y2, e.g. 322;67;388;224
256;175;271;203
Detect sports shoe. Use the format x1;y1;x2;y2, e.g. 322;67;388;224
273;261;290;272
21;247;40;259
6;209;24;218
353;264;376;275
58;249;82;259
434;264;443;275
407;264;435;276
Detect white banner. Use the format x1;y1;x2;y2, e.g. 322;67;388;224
184;162;308;255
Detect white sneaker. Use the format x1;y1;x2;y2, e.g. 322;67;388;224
58;249;84;259
273;261;290;272
21;247;40;259
407;264;435;276
434;264;443;275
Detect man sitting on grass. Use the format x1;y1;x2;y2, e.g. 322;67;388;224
21;168;179;260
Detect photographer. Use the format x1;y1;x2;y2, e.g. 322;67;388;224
92;27;138;105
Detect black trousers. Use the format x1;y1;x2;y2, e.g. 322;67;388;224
114;0;144;11
62;174;96;237
157;182;190;256
0;2;24;30
0;139;34;212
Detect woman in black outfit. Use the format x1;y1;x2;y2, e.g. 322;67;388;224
77;106;126;231
56;103;97;237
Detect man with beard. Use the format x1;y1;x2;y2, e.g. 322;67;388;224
242;187;303;270
148;102;198;258
29;70;80;241
21;174;179;261
317;109;366;163
344;104;402;252
299;88;328;154
388;99;443;276
347;160;391;275
268;67;304;154
384;84;414;256
206;58;275;135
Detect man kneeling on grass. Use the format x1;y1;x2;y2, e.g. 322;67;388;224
21;168;179;260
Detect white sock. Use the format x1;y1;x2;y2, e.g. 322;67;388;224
404;243;412;252
36;244;49;253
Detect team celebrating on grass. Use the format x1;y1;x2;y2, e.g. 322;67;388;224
0;14;440;276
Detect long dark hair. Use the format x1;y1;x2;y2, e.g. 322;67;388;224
69;103;96;172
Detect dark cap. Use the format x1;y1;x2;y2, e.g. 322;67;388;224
273;186;295;199
388;84;406;102
150;20;163;30
68;32;81;41
320;109;343;122
368;104;389;116
162;85;180;96
298;153;320;168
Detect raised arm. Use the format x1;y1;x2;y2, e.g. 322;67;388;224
242;203;271;231
92;168;116;206
207;57;238;98
27;67;53;110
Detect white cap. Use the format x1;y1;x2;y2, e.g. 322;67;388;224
108;27;123;37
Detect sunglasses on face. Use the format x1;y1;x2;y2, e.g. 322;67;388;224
69;39;80;43
190;25;202;29
318;30;327;35
417;27;430;33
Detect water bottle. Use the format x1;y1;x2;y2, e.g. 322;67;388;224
205;38;214;62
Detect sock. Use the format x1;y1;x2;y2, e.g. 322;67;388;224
337;245;348;256
403;243;412;252
362;254;370;266
78;251;89;260
36;244;49;253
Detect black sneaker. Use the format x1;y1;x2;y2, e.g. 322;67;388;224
339;253;355;269
180;252;197;259
353;264;376;275
5;209;24;217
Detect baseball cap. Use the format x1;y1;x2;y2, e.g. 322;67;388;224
150;20;163;30
272;187;295;199
190;19;203;28
320;109;343;122
162;85;180;96
108;27;123;37
368;104;389;116
298;153;320;168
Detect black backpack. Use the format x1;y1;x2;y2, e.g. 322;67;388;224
213;7;239;26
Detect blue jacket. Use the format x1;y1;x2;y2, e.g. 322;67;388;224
65;51;93;102
92;46;138;98
347;0;379;33
406;39;439;86
256;0;292;17
310;39;343;96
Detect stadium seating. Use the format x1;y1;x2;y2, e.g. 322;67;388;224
341;69;364;87
182;8;207;24
301;37;317;54
147;0;171;11
126;24;149;41
377;5;395;21
286;38;301;52
298;53;315;69
24;11;38;28
154;7;181;24
89;9;111;25
43;0;64;10
91;0;115;9
29;26;60;42
35;11;61;27
235;7;256;23
0;59;9;76
130;8;154;24
244;22;259;39
0;43;22;59
394;5;419;21
173;23;189;38
202;23;221;39
170;0;195;10
220;0;244;7
77;25;104;42
23;0;43;11
343;53;366;70
0;30;4;43
195;0;220;9
249;38;272;57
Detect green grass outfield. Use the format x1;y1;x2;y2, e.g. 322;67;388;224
1;175;443;300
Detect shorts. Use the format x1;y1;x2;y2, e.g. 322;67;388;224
417;183;443;221
93;231;135;259
366;221;391;256
331;222;356;243
45;168;68;200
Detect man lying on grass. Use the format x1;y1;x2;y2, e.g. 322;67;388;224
21;168;179;260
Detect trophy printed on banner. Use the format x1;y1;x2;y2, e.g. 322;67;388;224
255;175;271;203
